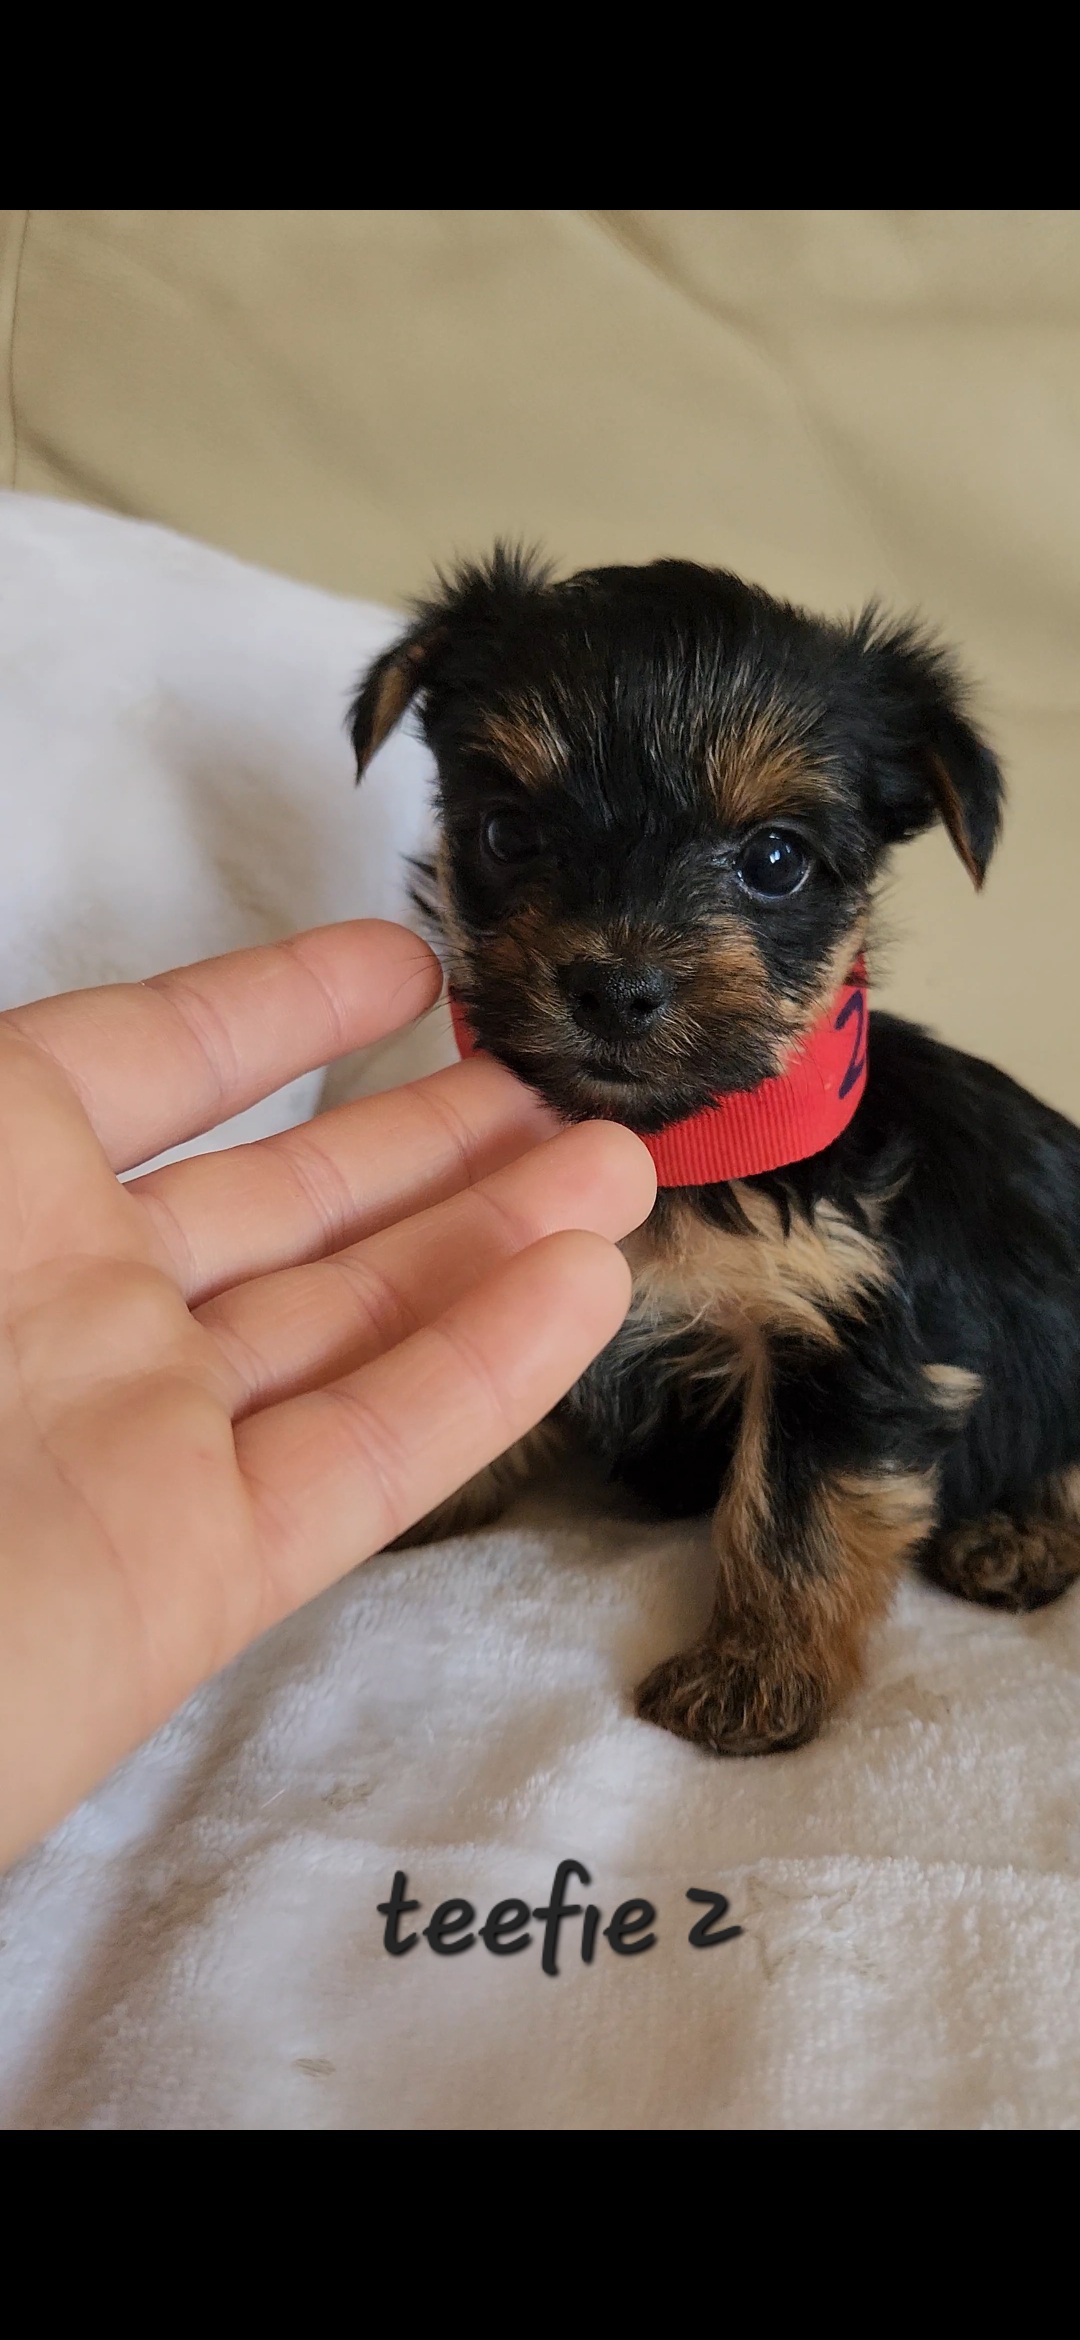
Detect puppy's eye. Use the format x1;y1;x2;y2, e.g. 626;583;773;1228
734;828;813;900
482;809;541;865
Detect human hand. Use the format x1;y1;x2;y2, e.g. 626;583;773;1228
0;921;655;1869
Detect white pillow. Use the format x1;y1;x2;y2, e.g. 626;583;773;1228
0;490;446;1169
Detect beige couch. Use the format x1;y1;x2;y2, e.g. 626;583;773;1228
2;207;1078;1110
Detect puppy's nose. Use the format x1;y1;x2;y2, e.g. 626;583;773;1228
559;959;675;1043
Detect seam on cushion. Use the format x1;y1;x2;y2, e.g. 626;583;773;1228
2;208;30;488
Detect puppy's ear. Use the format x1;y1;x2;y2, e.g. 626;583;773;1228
349;620;447;778
851;611;1005;888
350;543;555;780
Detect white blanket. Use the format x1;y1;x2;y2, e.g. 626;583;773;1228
1;495;1078;2130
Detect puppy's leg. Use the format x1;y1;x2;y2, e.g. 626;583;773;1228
920;1467;1080;1612
387;1419;571;1550
636;1338;954;1755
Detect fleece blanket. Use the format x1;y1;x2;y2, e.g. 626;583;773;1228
1;495;1078;2130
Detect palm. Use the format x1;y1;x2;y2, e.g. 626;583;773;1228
0;923;652;1866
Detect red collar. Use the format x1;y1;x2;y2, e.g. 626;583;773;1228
449;959;867;1187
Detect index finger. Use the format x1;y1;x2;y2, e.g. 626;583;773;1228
1;922;442;1173
238;1229;634;1619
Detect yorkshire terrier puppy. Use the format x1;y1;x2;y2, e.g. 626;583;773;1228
350;550;1080;1756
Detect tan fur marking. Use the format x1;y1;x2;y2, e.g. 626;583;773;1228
682;922;772;1031
928;750;983;888
472;703;568;790
723;1334;772;1551
923;1361;982;1420
818;1467;938;1626
356;642;432;774
623;1187;889;1363
359;662;414;772
705;721;836;828
637;1461;936;1754
716;1412;935;1705
1050;1464;1080;1523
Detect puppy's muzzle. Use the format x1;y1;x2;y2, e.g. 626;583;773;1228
558;958;676;1046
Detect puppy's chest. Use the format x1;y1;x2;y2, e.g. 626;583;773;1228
565;1187;887;1456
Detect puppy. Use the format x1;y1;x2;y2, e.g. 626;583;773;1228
350;549;1080;1756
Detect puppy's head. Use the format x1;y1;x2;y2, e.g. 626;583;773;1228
351;550;1004;1131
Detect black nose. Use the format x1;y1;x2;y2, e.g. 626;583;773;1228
559;959;675;1044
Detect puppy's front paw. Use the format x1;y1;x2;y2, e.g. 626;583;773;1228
635;1642;828;1756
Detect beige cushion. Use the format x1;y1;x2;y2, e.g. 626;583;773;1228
2;206;1078;1110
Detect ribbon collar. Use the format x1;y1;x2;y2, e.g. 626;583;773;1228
450;959;867;1187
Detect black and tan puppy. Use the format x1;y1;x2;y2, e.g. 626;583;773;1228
350;549;1080;1756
